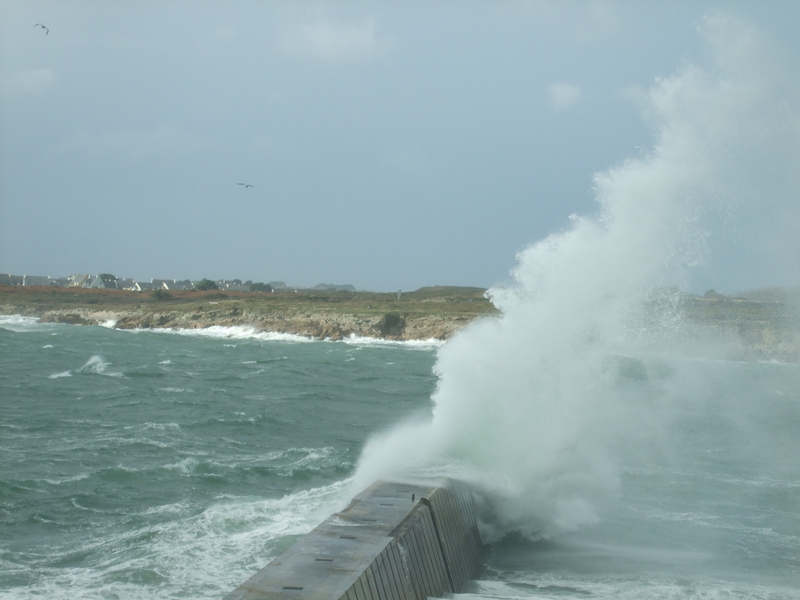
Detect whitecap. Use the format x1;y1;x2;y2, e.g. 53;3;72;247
146;325;315;343
48;370;72;379
341;333;444;349
43;472;91;485
0;314;50;332
77;355;124;377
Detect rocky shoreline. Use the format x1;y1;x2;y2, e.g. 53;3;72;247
2;305;485;342
3;292;799;361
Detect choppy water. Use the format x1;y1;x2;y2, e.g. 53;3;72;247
1;316;799;599
0;316;440;599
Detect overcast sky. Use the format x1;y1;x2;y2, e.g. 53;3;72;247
2;1;799;292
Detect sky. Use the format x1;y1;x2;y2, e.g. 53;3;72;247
2;1;799;292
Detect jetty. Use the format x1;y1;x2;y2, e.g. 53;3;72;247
224;479;483;600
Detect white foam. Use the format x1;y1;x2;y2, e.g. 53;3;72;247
145;325;315;343
0;314;50;332
0;480;356;600
127;325;444;347
463;574;800;600
77;355;124;377
353;15;800;540
43;472;91;485
48;370;72;379
341;332;445;349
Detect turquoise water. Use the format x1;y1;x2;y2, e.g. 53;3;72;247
0;317;439;599
2;316;799;599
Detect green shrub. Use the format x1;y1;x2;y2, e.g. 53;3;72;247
152;289;173;302
194;278;218;291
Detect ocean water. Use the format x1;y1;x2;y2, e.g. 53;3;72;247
0;317;442;599
1;316;799;600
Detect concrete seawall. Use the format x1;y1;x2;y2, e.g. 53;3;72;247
224;479;483;600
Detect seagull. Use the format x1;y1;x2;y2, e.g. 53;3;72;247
34;23;49;34
237;183;254;188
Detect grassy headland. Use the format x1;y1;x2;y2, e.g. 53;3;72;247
2;285;798;359
0;285;498;341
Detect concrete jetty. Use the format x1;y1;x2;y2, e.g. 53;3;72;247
224;479;483;600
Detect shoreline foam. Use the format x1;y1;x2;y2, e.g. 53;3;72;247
0;308;471;344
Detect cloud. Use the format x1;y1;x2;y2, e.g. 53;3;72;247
279;17;385;63
547;82;581;110
1;68;57;97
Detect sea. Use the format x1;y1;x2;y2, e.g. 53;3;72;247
1;314;798;600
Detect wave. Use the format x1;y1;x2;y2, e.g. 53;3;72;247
352;15;800;541
0;314;52;333
471;572;800;600
76;355;124;378
123;324;444;348
341;333;445;349
48;370;72;379
136;325;316;343
0;479;353;600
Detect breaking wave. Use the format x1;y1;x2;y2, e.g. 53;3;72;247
352;14;800;540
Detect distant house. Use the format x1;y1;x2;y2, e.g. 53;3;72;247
69;274;92;287
89;276;118;290
0;274;23;286
171;280;193;291
23;275;53;286
116;278;136;291
133;282;156;291
151;279;174;290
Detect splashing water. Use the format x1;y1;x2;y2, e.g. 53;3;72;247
353;14;800;540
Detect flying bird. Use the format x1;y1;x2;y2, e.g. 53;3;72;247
237;183;254;188
34;23;49;34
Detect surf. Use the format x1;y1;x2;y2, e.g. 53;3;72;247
352;13;800;544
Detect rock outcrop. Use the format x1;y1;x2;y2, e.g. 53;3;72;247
10;306;483;342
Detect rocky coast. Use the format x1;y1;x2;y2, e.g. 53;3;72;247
27;306;480;341
2;285;799;360
0;285;496;342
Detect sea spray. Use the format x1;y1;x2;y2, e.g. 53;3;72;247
352;14;800;540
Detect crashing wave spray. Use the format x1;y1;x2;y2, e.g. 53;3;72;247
353;14;800;539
